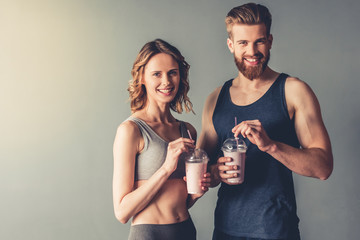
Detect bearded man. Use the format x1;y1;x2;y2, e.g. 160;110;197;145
197;3;333;240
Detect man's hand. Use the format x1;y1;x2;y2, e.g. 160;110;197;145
216;156;240;185
232;119;275;152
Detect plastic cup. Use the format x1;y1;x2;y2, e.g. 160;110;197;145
185;149;209;194
221;138;247;184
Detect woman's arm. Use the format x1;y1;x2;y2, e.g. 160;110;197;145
112;121;195;224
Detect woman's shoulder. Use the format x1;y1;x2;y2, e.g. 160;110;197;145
116;117;142;141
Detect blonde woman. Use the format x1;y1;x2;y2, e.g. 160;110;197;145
113;39;210;240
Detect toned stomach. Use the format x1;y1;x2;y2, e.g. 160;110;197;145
131;179;189;225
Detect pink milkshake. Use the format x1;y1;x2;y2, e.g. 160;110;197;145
185;149;209;194
222;138;247;184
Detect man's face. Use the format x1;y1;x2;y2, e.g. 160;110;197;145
227;23;272;80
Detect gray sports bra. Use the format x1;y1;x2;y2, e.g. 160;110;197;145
127;117;191;181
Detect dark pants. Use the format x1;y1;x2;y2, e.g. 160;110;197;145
212;228;301;240
128;218;196;240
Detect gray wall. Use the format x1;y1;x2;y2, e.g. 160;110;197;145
1;0;359;239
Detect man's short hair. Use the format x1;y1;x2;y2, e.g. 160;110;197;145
225;3;272;39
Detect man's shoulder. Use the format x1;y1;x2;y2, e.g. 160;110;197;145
285;75;312;94
284;75;317;111
284;75;302;84
205;86;222;108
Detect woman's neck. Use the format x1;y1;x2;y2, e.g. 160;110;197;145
134;104;175;123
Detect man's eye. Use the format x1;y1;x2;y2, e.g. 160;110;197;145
153;72;161;77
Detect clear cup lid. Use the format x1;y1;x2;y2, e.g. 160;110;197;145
186;148;209;163
221;137;247;152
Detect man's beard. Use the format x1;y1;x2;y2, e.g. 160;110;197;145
234;51;270;80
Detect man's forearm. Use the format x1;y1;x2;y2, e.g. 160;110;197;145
266;141;333;180
209;164;221;187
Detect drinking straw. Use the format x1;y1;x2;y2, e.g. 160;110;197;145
187;129;193;140
235;117;239;146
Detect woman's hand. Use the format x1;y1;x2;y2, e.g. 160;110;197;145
193;172;211;198
162;137;195;174
183;172;211;198
184;172;211;208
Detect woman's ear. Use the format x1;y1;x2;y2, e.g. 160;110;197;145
139;73;145;85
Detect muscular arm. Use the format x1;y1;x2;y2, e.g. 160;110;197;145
234;78;333;180
112;121;194;224
274;78;333;179
197;88;223;187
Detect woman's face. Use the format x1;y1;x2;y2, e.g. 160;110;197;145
142;53;180;106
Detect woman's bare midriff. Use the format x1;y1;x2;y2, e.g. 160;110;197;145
131;178;189;225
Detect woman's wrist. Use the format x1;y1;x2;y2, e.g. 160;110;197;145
159;165;173;178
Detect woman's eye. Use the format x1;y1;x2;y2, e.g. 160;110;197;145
169;71;178;76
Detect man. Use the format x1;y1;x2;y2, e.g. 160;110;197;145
197;3;333;240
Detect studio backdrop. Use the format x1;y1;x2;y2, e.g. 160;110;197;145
1;0;359;239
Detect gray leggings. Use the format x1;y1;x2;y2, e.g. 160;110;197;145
128;218;196;240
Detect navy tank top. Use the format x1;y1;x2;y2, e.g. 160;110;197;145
212;73;300;239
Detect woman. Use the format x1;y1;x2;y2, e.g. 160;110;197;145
113;39;210;240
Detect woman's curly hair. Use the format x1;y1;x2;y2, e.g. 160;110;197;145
128;39;193;114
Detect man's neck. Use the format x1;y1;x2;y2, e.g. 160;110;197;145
234;67;279;88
